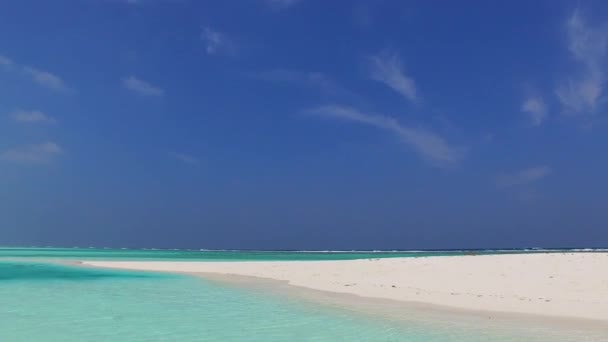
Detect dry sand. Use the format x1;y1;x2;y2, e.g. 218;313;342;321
82;253;608;325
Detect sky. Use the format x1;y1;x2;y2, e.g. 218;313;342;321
1;0;608;250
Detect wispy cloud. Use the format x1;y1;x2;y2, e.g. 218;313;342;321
369;51;418;104
308;105;464;166
252;69;351;96
201;27;236;56
556;10;608;116
0;54;13;67
122;76;164;97
23;66;70;93
521;97;547;126
496;166;552;187
0;142;63;164
9;109;56;124
124;0;181;4
169;152;199;164
1;54;70;92
264;0;301;10
352;3;373;29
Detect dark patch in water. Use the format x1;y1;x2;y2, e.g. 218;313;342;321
0;262;168;282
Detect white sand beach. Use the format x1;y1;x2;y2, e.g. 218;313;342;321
82;253;608;324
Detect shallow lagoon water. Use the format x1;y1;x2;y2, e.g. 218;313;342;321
0;262;463;341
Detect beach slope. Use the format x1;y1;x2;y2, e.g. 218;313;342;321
82;253;608;322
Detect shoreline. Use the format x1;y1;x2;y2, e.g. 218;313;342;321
190;271;608;335
79;253;608;334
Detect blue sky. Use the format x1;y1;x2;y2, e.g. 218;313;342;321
1;0;608;249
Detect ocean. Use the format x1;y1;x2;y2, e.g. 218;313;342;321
0;248;604;341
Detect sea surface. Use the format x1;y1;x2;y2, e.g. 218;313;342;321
0;248;605;341
0;246;599;262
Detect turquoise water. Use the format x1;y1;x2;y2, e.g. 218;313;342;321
0;261;550;341
0;246;584;262
1;249;605;341
0;247;451;261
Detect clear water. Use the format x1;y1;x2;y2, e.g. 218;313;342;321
0;249;605;341
0;246;586;262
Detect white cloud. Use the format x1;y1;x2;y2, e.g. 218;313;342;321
9;109;56;124
201;27;236;56
369;51;418;103
496;166;552;187
122;76;164;97
265;0;301;10
23;66;70;92
521;97;547;126
556;10;608;115
1;142;63;164
252;69;351;96
169;152;199;164
308;105;464;166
